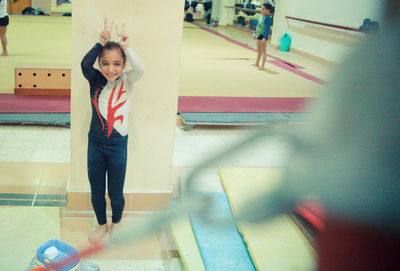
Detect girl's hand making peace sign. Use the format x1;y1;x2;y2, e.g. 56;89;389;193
99;19;129;50
99;18;114;46
116;24;129;51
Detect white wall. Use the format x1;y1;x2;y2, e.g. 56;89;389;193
271;0;383;63
219;0;235;26
70;0;184;192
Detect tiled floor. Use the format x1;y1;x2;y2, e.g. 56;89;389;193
173;124;291;168
0;24;331;270
0;125;70;163
0;122;294;269
60;214;167;260
88;260;165;271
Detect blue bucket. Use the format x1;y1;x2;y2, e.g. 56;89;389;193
280;33;291;52
36;239;80;271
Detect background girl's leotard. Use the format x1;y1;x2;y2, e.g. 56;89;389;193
0;0;8;18
255;14;272;38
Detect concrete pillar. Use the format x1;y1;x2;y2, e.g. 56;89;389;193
70;0;184;197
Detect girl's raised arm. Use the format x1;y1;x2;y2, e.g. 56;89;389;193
116;24;146;83
81;19;114;82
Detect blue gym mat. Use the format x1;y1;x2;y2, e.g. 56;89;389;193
190;192;256;271
0;113;70;126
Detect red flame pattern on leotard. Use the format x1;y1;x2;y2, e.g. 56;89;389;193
107;80;127;137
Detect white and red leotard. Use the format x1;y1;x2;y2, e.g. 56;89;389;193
81;43;145;138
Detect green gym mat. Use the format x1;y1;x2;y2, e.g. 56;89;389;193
180;112;307;123
0;113;70;126
180;112;307;129
0;192;67;207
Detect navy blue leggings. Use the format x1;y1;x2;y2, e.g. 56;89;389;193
87;133;128;225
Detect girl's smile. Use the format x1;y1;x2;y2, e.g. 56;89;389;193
99;48;126;82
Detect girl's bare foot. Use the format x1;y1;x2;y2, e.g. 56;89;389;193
89;224;108;245
251;63;259;67
110;222;122;239
259;67;265;70
1;52;8;56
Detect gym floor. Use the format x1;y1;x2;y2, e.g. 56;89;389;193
0;15;71;94
0;15;336;270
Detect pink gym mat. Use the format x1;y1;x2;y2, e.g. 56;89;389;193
0;94;70;113
178;96;312;113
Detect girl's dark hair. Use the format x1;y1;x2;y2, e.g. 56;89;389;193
97;41;126;64
263;2;273;11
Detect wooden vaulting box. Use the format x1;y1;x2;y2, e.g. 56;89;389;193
14;65;71;96
7;0;32;14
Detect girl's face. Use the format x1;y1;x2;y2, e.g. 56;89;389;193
261;6;270;16
99;49;126;82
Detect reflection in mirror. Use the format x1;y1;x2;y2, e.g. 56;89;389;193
231;0;275;31
51;0;72;16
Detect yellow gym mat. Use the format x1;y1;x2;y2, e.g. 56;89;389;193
0;207;61;270
179;24;323;97
218;167;316;271
0;15;71;93
170;216;205;271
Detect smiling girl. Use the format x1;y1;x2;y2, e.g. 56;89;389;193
81;19;145;244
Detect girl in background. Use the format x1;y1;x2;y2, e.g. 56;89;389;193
0;0;9;56
252;2;272;70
